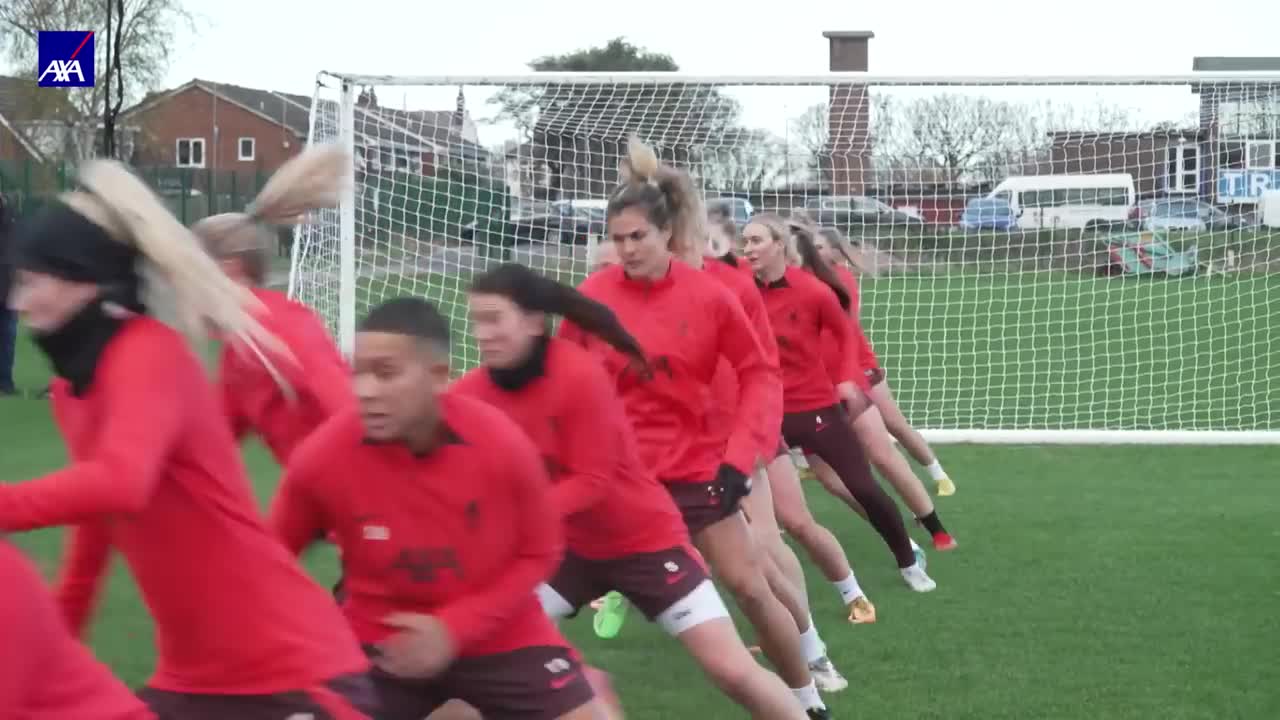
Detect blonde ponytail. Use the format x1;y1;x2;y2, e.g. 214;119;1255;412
193;143;350;283
71;160;297;396
614;136;706;265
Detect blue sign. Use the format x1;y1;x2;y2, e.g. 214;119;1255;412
1217;169;1280;202
36;31;95;88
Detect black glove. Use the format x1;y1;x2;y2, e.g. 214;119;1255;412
715;463;753;506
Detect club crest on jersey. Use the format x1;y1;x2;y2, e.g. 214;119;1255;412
664;561;680;573
37;31;95;87
362;524;390;541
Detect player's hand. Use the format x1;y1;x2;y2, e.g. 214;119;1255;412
836;381;858;405
376;612;457;679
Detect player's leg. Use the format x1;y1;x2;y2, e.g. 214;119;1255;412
536;553;606;624
692;511;828;718
866;371;956;496
766;449;876;624
807;456;928;569
784;404;935;592
606;545;810;720
424;700;484;720
742;465;847;691
850;405;958;552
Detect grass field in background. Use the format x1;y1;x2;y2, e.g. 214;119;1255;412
346;267;1279;431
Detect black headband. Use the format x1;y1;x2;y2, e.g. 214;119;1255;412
11;199;139;287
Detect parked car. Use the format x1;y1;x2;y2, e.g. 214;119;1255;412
957;197;1019;231
1127;198;1250;232
803;195;923;228
462;199;606;245
706;196;755;235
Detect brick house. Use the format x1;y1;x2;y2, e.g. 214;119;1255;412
122;79;313;179
1047;57;1280;208
123;79;490;186
1049;129;1204;199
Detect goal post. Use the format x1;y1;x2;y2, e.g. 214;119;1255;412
291;70;1280;445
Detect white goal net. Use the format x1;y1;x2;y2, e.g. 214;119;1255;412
290;72;1280;444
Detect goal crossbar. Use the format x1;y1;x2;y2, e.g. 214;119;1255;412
319;70;1280;87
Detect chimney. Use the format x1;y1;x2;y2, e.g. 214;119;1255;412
823;31;874;197
357;86;378;108
453;86;466;135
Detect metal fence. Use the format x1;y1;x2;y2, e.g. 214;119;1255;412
0;158;271;226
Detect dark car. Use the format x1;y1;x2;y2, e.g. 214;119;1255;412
804;195;923;228
706;197;755;235
462;199;606;245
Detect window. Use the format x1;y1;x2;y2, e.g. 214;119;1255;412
176;138;205;168
1246;141;1274;169
1166;144;1199;193
238;137;255;161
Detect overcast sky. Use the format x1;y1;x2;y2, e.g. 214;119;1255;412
156;0;1280;145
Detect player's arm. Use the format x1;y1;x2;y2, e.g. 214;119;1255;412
551;359;622;518
0;544;51;708
0;341;184;530
268;431;335;556
53;521;113;637
215;352;250;442
713;290;779;476
273;314;354;418
434;421;564;650
815;284;862;390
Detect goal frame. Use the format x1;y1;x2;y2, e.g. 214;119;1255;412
296;70;1280;446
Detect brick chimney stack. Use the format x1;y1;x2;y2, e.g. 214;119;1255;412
824;31;874;196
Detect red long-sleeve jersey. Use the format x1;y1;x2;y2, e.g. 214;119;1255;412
270;393;566;657
450;338;688;560
702;257;783;460
218;287;354;465
816;264;877;389
832;263;880;373
0;541;153;720
757;266;859;413
0;317;367;695
560;260;778;482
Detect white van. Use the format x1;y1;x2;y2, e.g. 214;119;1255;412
988;174;1135;231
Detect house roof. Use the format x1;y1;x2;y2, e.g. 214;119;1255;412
0;75;83;163
125;78;488;162
1193;56;1280;72
123;79;312;137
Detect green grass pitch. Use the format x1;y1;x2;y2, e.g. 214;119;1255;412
2;269;1278;719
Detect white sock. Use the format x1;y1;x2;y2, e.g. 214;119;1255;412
798;615;825;663
910;537;923;553
926;460;947;481
792;680;824;710
834;573;864;604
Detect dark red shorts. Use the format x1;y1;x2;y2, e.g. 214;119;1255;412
137;672;378;720
546;545;709;620
790;398;868;456
369;645;594;720
664;472;752;536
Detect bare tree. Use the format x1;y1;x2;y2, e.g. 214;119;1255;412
787;103;827;176
0;0;195;160
698;129;788;193
872;93;1146;184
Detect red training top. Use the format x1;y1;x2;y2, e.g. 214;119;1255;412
218;286;354;465
560;260;778;483
451;338;688;560
270;393;566;657
814;264;875;389
832;263;880;374
0;317;368;695
701;257;783;460
0;541;153;720
757;266;859;413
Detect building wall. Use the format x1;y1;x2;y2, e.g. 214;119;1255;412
1049;132;1202;199
127;85;302;174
